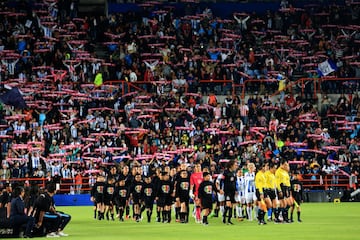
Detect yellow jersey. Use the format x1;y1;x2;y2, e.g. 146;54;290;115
264;170;276;190
275;167;290;192
255;170;266;194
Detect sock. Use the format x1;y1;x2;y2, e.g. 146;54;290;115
233;208;237;218
290;211;294;220
147;210;151;222
94;209;97;218
141;205;146;214
222;207;228;223
254;205;259;219
227;207;232;222
246;207;252;220
97;211;101;219
126;206;130;217
175;207;180;220
220;206;225;216
106;211;109;220
203;215;208;224
274;208;279;220
297;211;301;220
167;210;171;223
119;208;124;219
157;210;160;219
162;211;166;222
268;208;272;219
111;213;114;219
196;207;201;221
258;209;264;222
214;208;219;216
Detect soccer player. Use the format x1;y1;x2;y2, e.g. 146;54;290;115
104;177;116;221
275;160;292;223
235;168;246;221
244;163;256;221
175;170;190;223
255;162;267;225
222;159;238;225
198;172;217;225
90;175;106;220
264;162;278;222
130;174;143;222
189;163;203;223
114;177;129;221
156;171;173;223
120;165;133;219
290;172;303;222
142;175;155;223
215;171;225;218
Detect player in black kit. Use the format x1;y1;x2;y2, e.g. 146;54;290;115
114;177;129;221
90;175;106;220
290;173;303;222
130;174;143;222
198;172;218;225
142;175;155;223
156;171;173;223
175;170;190;223
104;177;116;221
222;160;238;225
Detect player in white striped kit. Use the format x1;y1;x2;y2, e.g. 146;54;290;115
215;172;225;218
244;163;257;221
235;168;245;220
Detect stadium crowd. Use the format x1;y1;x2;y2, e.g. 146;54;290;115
0;0;359;199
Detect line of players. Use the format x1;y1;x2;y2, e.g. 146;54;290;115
90;159;303;225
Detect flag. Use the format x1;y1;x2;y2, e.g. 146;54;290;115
0;87;27;109
317;59;337;76
94;72;103;87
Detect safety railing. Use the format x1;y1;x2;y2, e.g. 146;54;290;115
300;173;353;190
102;77;360;100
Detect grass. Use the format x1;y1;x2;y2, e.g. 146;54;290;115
41;203;360;240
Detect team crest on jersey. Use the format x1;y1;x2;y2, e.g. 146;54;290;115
162;185;170;193
144;188;152;196
230;177;234;181
135;185;142;193
180;182;189;190
107;187;114;194
97;186;104;193
294;184;301;192
119;189;127;197
204;185;212;194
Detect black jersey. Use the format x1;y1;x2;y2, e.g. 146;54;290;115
223;169;236;194
104;183;115;202
142;182;155;201
290;179;303;201
130;180;143;200
91;181;106;197
176;177;190;199
198;180;215;209
114;185;129;201
157;179;173;198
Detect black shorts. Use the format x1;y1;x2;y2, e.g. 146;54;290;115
104;198;113;206
95;194;104;203
293;195;302;205
115;198;127;208
179;195;190;204
158;196;172;207
281;186;290;198
201;199;213;210
255;189;262;200
224;192;236;203
265;189;276;200
132;197;141;205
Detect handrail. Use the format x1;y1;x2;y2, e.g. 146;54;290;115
1;173;357;194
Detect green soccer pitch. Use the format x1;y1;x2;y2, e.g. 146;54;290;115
46;203;360;240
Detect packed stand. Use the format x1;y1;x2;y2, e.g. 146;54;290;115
0;0;358;196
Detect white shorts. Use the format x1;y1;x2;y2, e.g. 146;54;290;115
245;192;257;204
235;193;246;204
217;193;225;202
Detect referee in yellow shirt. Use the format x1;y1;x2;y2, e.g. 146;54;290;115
255;162;267;225
275;159;292;223
264;162;277;222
